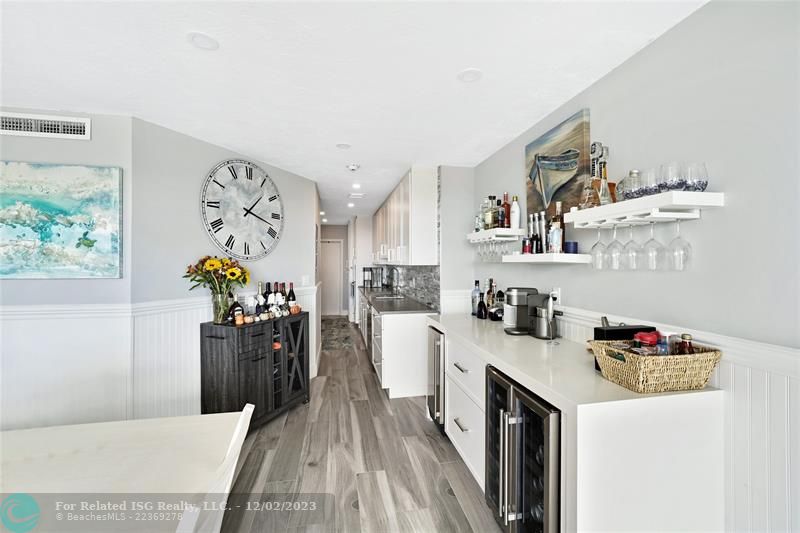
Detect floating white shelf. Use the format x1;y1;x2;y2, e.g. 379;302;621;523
467;228;526;243
564;191;725;229
502;253;591;264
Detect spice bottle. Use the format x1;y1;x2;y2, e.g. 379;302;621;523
677;334;695;355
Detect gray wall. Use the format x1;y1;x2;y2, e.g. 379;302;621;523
321;224;348;308
0;110;133;305
131;118;318;302
440;166;476;291
0;111;319;305
472;1;800;348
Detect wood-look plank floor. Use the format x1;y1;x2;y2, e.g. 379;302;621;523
222;321;500;533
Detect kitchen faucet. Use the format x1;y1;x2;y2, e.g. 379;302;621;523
389;266;401;295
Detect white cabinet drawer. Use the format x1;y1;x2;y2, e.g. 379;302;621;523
446;337;486;408
445;375;485;490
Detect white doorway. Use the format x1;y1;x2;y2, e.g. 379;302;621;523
320;239;344;316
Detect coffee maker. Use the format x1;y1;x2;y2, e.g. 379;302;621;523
503;288;538;335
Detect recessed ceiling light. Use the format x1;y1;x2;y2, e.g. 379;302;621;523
187;32;220;51
347;203;355;208
336;143;351;150
322;218;328;223
352;183;361;189
319;211;325;215
457;68;483;83
346;164;360;172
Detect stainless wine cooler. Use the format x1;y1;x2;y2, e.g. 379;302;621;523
486;366;560;533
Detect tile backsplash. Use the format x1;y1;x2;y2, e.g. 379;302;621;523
382;265;440;311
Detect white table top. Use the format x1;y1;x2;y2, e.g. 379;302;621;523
429;314;717;409
1;411;242;494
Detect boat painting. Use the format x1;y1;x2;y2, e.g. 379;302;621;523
525;109;590;217
0;161;122;279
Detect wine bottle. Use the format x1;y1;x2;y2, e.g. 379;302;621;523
255;281;264;314
476;293;488;319
470;280;481;316
486;278;494;308
287;282;297;306
267;282;276;306
501;192;511;229
539;211;548;254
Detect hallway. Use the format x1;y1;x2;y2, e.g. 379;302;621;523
223;319;500;532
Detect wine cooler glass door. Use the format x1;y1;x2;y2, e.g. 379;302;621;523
486;366;513;527
510;390;560;533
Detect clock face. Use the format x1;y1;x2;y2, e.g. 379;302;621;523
200;159;284;261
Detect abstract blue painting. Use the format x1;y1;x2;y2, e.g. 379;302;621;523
0;161;122;279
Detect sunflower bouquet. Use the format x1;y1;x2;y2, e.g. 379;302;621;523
184;255;251;323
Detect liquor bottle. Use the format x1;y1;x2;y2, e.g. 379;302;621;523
227;293;244;323
528;213;536;239
470;280;481;316
549;201;565;253
598;164;612;205
476;293;488;319
539;211;548;253
556;201;566;251
486;278;494;308
532;213;540;253
255;281;264;314
474;214;482;233
483;196;495;229
494;283;504;306
501;192;511;229
510;195;521;230
497;199;505;229
287;282;297;306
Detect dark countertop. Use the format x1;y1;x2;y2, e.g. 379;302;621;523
358;286;436;315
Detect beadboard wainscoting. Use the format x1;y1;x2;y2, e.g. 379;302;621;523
557;306;800;533
0;285;320;428
131;285;320;419
0;304;132;431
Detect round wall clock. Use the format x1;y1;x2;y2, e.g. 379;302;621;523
200;159;284;261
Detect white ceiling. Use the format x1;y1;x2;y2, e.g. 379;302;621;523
1;1;704;225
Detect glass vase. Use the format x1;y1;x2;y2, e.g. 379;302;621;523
212;293;228;324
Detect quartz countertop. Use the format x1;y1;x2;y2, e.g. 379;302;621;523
359;286;436;315
428;313;717;409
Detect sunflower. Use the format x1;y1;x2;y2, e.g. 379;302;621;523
222;258;232;266
204;258;223;271
226;267;242;280
242;269;250;284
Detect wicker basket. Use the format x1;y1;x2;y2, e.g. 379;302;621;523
589;340;721;394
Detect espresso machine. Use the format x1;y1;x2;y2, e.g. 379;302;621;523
503;288;538;335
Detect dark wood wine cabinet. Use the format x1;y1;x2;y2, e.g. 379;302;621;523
200;312;309;429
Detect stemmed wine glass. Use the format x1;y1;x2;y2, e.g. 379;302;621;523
590;228;606;270
604;225;624;271
643;222;668;271
669;220;692;271
621;225;642;271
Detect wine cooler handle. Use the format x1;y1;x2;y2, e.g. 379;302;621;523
502;410;511;526
498;408;505;519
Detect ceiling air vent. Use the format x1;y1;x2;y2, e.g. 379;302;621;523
349;193;365;199
0;112;91;140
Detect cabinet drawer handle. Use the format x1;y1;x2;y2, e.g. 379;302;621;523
453;362;470;374
250;332;265;338
251;356;267;362
453;417;470;433
205;335;225;340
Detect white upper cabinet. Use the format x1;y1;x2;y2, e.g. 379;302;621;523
372;166;438;265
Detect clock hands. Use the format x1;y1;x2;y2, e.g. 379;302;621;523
242;206;274;227
242;195;264;217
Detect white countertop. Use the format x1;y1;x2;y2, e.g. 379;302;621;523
429;314;716;409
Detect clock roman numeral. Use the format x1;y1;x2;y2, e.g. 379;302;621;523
260;240;266;249
267;227;277;239
245;166;253;180
271;212;281;220
212;179;225;189
225;234;236;249
228;166;238;180
243;242;250;255
209;218;224;233
205;200;220;209
260;178;266;188
268;194;279;202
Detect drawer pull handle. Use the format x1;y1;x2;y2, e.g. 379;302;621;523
250;332;265;338
205;335;225;340
453;362;470;374
453;417;470;433
251;356;267;362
